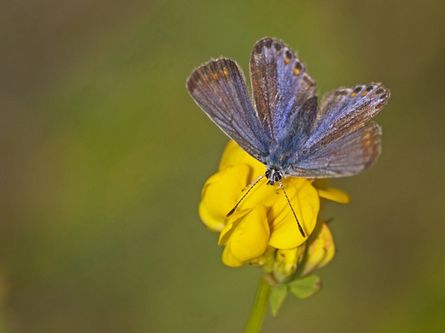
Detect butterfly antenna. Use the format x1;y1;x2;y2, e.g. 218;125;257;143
227;175;264;217
280;182;306;238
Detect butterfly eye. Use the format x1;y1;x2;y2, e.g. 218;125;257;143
273;171;283;182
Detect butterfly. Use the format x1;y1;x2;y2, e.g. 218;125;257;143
186;37;390;236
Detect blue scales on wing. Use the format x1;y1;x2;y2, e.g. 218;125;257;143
249;37;317;142
186;37;391;180
290;122;382;177
287;84;390;178
305;83;390;149
187;58;269;162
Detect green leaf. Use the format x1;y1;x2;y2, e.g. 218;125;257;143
288;275;321;299
269;284;288;317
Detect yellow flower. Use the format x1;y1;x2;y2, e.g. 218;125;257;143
199;141;349;280
301;223;336;276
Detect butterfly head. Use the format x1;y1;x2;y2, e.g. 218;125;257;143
265;167;283;185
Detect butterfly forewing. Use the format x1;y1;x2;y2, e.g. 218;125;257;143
187;58;269;161
187;37;390;181
250;37;316;141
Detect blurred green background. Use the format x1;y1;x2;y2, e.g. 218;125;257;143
1;0;444;332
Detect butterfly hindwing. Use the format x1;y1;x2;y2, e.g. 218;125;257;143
187;38;390;181
304;83;390;150
250;37;316;140
290;122;382;178
187;58;269;161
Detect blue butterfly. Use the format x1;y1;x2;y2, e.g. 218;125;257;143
187;37;390;235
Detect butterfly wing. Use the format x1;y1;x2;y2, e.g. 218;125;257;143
287;84;390;178
187;58;269;161
250;37;316;141
304;83;390;150
290;122;382;178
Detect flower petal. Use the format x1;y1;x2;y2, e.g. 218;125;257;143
318;187;350;204
301;223;336;276
222;246;244;267
315;224;336;268
224;205;270;264
269;178;320;249
219;141;264;180
199;165;250;231
273;247;301;281
250;247;275;271
218;209;249;246
221;246;244;267
236;179;278;211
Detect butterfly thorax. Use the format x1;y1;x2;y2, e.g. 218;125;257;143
265;141;296;176
187;37;389;183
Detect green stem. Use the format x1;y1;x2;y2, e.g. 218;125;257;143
244;275;271;333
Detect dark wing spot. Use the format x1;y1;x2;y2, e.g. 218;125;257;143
293;62;302;75
353;86;362;93
285;50;292;60
375;87;384;94
274;42;282;51
265;39;273;48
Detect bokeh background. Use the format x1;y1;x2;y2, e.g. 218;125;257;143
1;0;445;332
